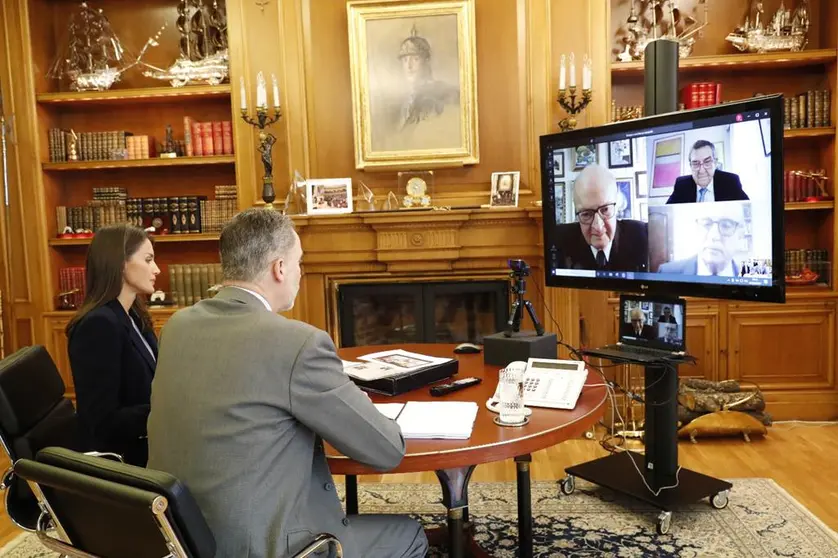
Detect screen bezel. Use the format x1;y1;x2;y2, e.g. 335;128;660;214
540;94;785;303
618;294;687;351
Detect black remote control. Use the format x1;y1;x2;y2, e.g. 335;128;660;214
429;377;482;396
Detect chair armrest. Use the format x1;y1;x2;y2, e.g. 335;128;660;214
83;452;124;463
293;533;343;558
1;466;13;490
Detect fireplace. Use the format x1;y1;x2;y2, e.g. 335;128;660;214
336;280;510;347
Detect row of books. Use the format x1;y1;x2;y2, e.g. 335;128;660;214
183;118;234;157
783;90;831;129
611;102;643;122
55;186;238;235
783;169;830;203
168;263;223;307
785;249;829;283
681;82;721;109
57;267;86;310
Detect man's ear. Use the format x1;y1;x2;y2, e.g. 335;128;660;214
272;258;285;283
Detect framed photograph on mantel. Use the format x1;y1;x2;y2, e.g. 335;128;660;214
347;0;479;170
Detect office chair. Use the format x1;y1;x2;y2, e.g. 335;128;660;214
16;447;344;558
0;345;82;531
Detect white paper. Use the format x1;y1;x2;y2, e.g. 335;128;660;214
395;401;479;439
344;361;401;381
374;403;405;421
358;349;451;373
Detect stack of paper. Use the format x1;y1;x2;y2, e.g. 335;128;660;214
393;401;479;440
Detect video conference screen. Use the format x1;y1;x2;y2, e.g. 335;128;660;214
619;297;685;350
541;96;784;302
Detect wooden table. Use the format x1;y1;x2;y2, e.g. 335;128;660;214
328;344;607;558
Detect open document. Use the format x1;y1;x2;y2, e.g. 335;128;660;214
391;401;479;439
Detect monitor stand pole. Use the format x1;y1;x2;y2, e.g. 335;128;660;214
562;359;732;534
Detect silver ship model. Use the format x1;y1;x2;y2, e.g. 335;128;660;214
726;0;810;53
47;2;152;91
616;0;709;63
143;0;229;87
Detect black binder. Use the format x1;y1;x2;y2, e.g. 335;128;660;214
349;359;459;396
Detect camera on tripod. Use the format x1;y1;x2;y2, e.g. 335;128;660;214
504;258;544;337
508;258;530;277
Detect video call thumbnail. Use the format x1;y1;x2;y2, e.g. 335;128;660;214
544;110;775;288
620;299;684;348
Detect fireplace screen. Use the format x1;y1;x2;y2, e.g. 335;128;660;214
337;281;509;347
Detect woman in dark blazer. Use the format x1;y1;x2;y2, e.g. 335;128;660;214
67;224;160;466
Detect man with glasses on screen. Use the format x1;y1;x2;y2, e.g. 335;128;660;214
658;201;746;277
554;164;648;271
666;140;749;204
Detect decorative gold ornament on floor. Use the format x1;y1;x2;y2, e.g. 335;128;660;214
240;72;282;209
726;0;810;53
557;53;593;132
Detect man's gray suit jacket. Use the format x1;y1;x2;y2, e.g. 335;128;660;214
147;287;407;557
658;256;740;276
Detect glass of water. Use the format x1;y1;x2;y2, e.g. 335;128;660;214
498;365;526;425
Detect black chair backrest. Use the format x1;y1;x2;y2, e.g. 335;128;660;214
21;447;216;558
0;345;80;529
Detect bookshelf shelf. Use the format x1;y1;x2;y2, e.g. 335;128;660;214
42;155;236;171
611;49;838;76
45;307;180;319
36;85;232;106
784;127;836;139
785;201;835;211
49;234;221;247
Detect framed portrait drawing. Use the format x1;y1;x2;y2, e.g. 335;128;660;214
573;145;597;170
306;178;354;215
649;134;684;198
552;151;565;178
608;139;633;168
347;0;479;170
489;171;520;207
615;178;633;219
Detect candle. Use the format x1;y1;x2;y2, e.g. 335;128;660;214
256;71;267;109
559;54;566;91
240;77;247;111
583;54;592;90
569;53;576;88
272;74;280;108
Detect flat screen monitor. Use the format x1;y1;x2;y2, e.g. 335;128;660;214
540;94;785;303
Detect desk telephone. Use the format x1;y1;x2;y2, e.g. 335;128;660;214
486;358;588;415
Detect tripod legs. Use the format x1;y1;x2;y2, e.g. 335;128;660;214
523;300;545;336
504;300;522;337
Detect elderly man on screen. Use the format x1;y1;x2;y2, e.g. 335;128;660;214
666;140;749;204
621;308;656;340
553;164;648;272
658;201;746;277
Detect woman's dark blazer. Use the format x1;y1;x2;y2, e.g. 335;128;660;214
67;299;157;466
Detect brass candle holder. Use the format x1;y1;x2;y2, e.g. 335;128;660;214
557;86;593;132
241;105;282;208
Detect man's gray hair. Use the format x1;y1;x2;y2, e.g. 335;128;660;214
689;139;716;160
572;163;617;207
220;209;296;282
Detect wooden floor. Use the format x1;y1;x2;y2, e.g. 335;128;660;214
1;424;836;548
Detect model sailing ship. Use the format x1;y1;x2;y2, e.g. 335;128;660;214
726;0;810;53
47;2;154;91
616;0;710;62
143;0;229;87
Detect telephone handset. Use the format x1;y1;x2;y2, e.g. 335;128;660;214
486;358;588;414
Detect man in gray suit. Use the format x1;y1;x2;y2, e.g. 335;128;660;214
658;201;746;277
147;209;428;558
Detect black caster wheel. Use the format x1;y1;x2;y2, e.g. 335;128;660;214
656;511;672;535
711;490;730;509
560;475;575;495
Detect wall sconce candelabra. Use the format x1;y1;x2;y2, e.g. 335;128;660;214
240;72;281;208
557;53;593;132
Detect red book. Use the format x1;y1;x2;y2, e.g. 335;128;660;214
212;122;223;156
184;116;194;157
201;122;214;156
192;122;204;156
221;121;233;155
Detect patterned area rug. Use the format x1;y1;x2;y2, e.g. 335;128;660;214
2;478;836;557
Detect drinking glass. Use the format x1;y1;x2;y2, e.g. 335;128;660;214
498;365;526;424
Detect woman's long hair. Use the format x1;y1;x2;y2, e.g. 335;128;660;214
66;224;154;337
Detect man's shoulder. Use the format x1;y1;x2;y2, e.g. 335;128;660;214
674;175;694;188
617;219;648;236
714;170;741;185
659;256;696;273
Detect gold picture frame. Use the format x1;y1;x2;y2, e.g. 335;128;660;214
347;0;479;170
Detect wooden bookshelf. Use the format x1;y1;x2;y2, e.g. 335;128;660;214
49;234;221;247
36;85;232;106
784;127;836;139
611;49;838;76
785;200;835;211
42;155;236;171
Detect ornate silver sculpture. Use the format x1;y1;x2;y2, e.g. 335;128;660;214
726;0;809;53
143;1;229;87
47;2;156;91
616;0;709;63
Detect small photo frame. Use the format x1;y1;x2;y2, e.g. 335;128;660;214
573;145;597;170
608;138;633;168
306;178;353;215
490;171;520;207
615;178;633;219
552;151;565;178
635;170;648;198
